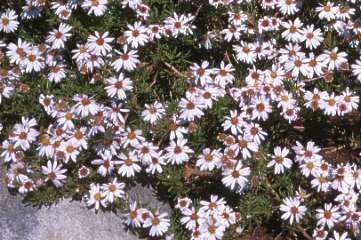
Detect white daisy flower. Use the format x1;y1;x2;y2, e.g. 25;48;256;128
105;73;133;100
124;21;149;48
118;150;142;177
165;139;194;165
267;147;292;174
112;46;140;72
315;203;341;229
222;161;250;192
82;0;108;16
46;23;72;49
41;160;67;188
143;211;170;237
141;101;166;125
87;31;113;56
86;183;107;211
280;197;307;225
101;178;125;203
0;9;19;33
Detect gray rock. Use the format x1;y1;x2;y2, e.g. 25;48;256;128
0;167;172;240
0;167;39;240
128;183;172;215
26;199;137;240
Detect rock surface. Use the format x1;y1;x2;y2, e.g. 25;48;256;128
0;167;171;240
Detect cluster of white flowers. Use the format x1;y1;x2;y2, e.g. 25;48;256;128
123;202;171;237
1;0;361;239
175;195;241;239
278;140;361;239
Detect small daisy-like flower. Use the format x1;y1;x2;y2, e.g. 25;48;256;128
294;141;323;163
137;141;159;164
300;158;321;177
179;96;205;122
163;13;195;37
87;31;113;56
0;9;19;33
112;46;140;72
277;0;299;15
72;94;99;118
190;61;214;86
316;2;337;21
313;227;328;240
8;162;28;183
232;136;259;160
147;24;162;41
60;141;80;163
1;140;17;163
48;63;66;83
281;18;303;43
124;202;142;227
82;0;108;16
141;101;166;125
221;25;242;42
222;161;250;192
105;102;129;125
233;41;257;64
251;97;272;121
267;147;292;174
124;21;149;48
180;207;199;231
304;88;327;111
86;183;107;210
244;122;267;145
101;178;125;203
57;110;76;130
175;197;192;210
199;195;226;214
315;203;341;229
214;61;235;86
78;165;90;179
41;160;67;188
320;93;338;116
70;128;88;150
300;25;324;50
282;106;300;123
145;154;165;175
72;44;90;63
105;73;133;100
339;87;359;114
19;178;35;194
11;119;39;151
118;150;142;177
302;53;326;78
199;219;226;240
165;139;194;165
23;47;44;73
143;211;171;237
222;110;244;135
136;4;150;20
6;38;31;64
311;172;330;192
318;47;348;71
196;148;222;171
168;115;188;140
120;128;145;148
46;23;72;49
91;151;118;176
280;197;307;225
